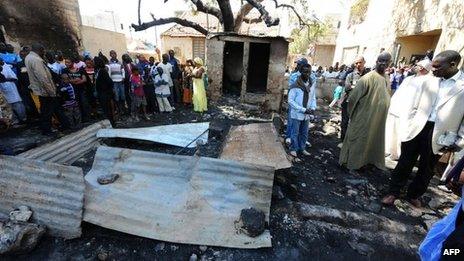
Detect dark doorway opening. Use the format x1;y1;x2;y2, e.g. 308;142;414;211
246;42;270;93
222;41;244;96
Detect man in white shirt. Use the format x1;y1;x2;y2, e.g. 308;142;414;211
0;60;26;123
157;54;174;104
108;50;126;113
382;50;464;208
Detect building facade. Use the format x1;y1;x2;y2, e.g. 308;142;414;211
333;0;464;68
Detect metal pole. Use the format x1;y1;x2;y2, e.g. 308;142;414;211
175;129;209;155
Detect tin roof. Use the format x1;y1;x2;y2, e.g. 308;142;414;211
19;120;112;165
0;155;84;239
84;146;275;248
97;122;209;148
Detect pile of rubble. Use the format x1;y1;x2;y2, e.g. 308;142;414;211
0;114;291;255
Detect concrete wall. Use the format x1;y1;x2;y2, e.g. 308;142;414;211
333;0;464;68
0;0;82;54
161;36;193;63
314;45;336;67
81;26;127;58
206;34;288;111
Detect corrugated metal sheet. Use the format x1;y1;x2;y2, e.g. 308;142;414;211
84;146;274;248
96;122;209;148
0;155;84;239
19;120;112;164
220;123;292;170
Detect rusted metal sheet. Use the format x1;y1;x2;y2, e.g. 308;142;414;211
19;120;112;164
96;122;209;148
220;123;292;170
0;155;84;239
84;146;274;248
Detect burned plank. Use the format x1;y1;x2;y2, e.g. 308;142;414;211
220;123;292;170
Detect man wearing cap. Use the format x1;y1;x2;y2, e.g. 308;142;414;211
385;59;433;160
286;58;317;145
382;50;464;207
288;63;313;160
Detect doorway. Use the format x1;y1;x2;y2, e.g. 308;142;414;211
395;29;441;64
222;41;244;96
246;42;270;93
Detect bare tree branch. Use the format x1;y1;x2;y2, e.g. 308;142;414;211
131;16;208;35
190;0;223;23
244;0;279;27
271;0;308;27
233;0;264;32
243;17;262;24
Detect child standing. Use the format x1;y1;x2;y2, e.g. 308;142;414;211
329;81;345;108
60;74;81;128
153;67;173;113
130;67;149;120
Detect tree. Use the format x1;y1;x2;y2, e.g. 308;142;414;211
131;0;314;35
289;20;330;55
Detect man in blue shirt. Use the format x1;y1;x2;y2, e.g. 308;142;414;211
286;58;317;146
0;44;22;75
288;63;313;160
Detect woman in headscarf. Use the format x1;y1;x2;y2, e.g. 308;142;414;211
192;57;207;113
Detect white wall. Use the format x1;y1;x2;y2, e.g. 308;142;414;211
81;25;127;58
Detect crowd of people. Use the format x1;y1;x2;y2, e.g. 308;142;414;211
287;50;464;259
1;38;464;257
0;42;209;134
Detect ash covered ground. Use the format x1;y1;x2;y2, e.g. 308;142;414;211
1;98;458;261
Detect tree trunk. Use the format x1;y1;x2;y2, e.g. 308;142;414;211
216;0;235;32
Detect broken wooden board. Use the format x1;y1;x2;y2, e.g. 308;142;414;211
96;122;209;148
84;146;274;248
0;155;84;239
220;123;292;170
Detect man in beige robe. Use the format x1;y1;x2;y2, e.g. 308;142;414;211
339;52;392;170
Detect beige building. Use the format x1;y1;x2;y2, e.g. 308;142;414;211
160;12;221;63
310;14;342;68
80;25;127;58
161;25;208;64
333;0;464;67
